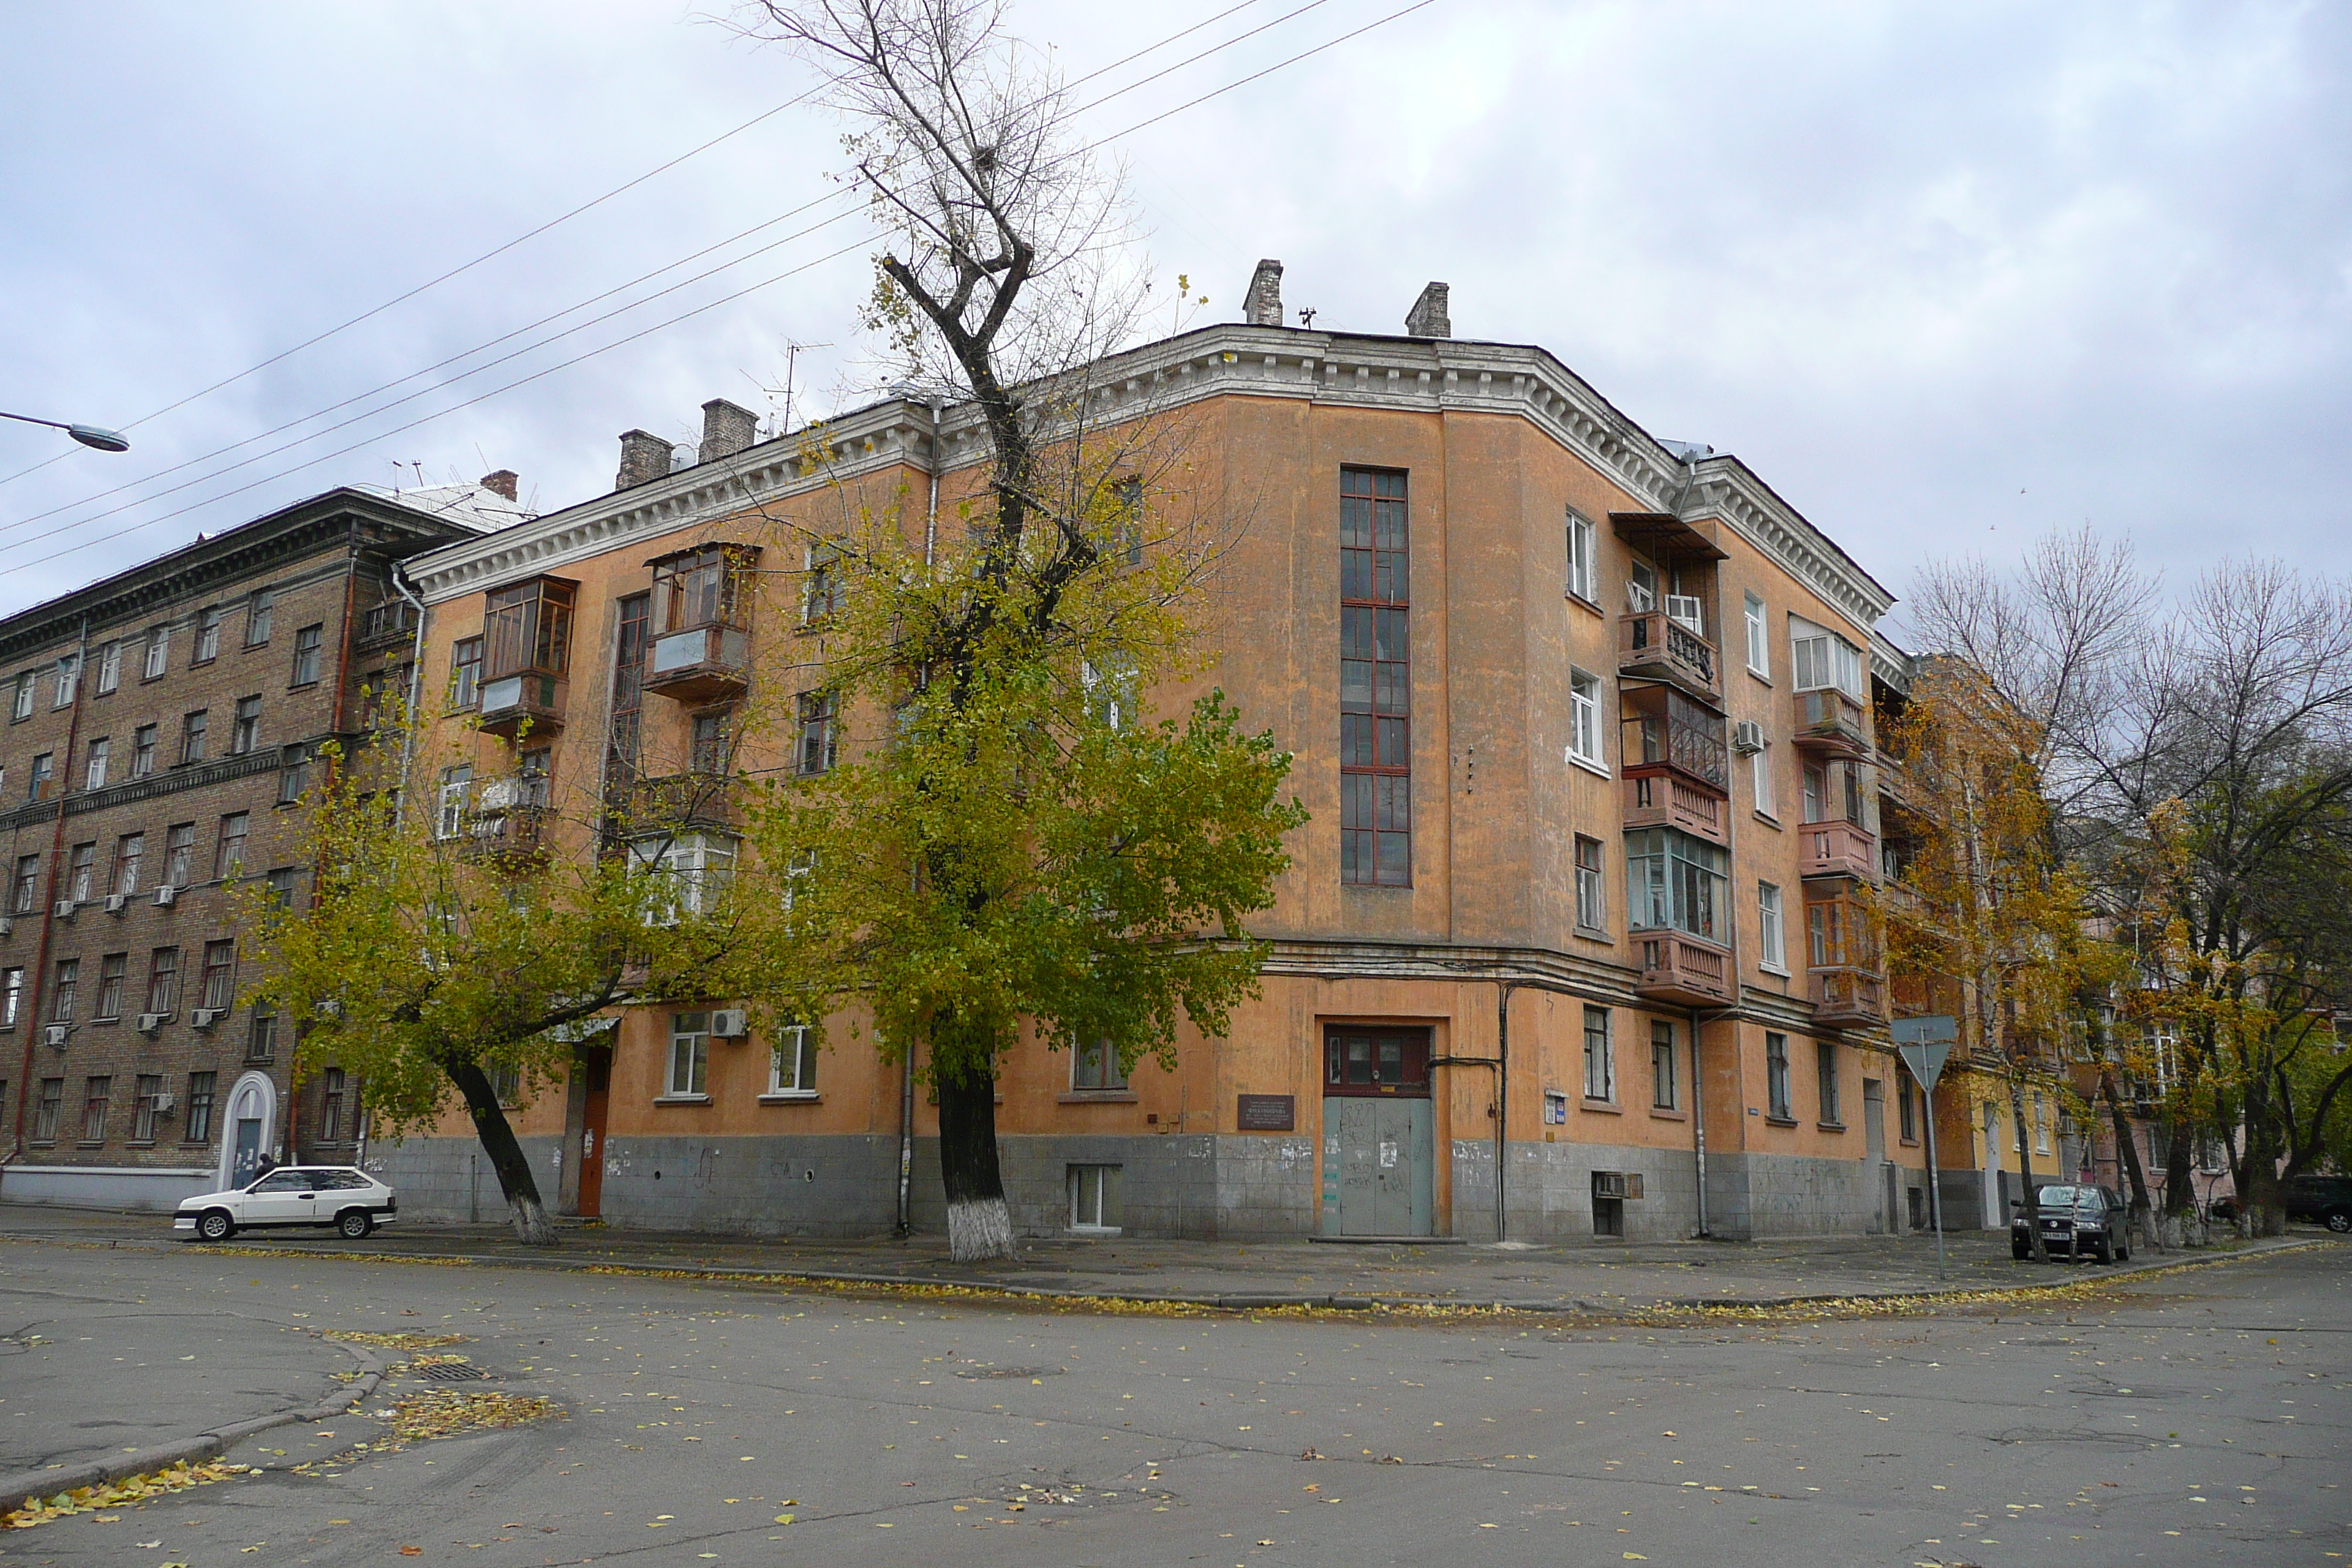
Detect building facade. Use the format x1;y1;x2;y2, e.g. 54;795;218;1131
0;486;499;1210
365;279;1967;1244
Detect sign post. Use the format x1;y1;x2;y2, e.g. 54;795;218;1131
1893;1016;1959;1281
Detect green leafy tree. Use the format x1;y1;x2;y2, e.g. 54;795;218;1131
241;713;756;1244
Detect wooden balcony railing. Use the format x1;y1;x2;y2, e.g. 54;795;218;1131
462;803;552;870
1618;611;1720;701
1633;930;1735;1006
1799;817;1877;879
1810;966;1888;1027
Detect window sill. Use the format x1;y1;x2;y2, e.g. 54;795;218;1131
1580;1098;1621;1115
75;1140;104;1149
1747;668;1771;687
1564;589;1603;617
1899;1137;1921;1147
1817;1121;1847;1133
92;1015;121;1027
756;1092;822;1104
1763;1115;1798;1128
1758;963;1790;979
653;1093;712;1106
29;1140;55;1149
1752;811;1782;831
124;1139;155;1149
1567;753;1611;781
1067;1224;1123;1237
287;679;320;692
1648;1107;1687;1121
1059;1090;1138;1104
1572;924;1613;945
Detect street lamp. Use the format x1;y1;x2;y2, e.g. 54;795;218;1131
0;410;130;453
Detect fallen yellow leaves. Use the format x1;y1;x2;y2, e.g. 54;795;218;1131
2;1458;252;1531
323;1330;471;1351
388;1389;562;1443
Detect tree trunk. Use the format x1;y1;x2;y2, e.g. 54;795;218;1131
2008;1080;2049;1262
2156;1115;2204;1246
935;1060;1014;1262
2100;1070;2160;1251
449;1060;558;1246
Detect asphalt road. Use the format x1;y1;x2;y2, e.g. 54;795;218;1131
0;1236;2342;1567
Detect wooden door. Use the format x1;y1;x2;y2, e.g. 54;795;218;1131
576;1045;611;1219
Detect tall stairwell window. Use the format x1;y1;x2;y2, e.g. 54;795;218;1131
1340;468;1411;886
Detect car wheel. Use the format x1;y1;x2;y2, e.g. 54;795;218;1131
2012;1243;2031;1260
2092;1235;2114;1264
2326;1207;2352;1235
336;1210;374;1240
2117;1236;2130;1262
197;1210;235;1243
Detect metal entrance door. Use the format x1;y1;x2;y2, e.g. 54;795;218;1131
1863;1079;1895;1232
1320;1026;1433;1237
576;1045;611;1218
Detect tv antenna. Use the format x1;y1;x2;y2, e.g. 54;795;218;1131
755;339;832;434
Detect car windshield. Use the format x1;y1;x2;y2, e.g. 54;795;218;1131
2038;1185;2095;1207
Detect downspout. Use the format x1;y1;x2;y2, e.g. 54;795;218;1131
1494;980;1512;1240
897;394;943;1236
1689;1004;1710;1237
390;561;429;829
10;619;93;1164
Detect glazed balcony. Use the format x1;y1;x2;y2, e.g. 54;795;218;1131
1632;930;1735;1007
644;623;752;704
1794;687;1869;758
478;672;566;739
1618;611;1720;702
1799;817;1877;880
1623;766;1727;845
1810;967;1888;1028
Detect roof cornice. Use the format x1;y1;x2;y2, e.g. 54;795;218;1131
406;323;1896;636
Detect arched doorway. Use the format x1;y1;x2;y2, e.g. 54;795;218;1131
218;1071;279;1191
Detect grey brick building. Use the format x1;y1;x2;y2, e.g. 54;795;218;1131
0;483;512;1210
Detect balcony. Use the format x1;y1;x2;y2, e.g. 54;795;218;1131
1632;930;1735;1007
1618;611;1719;701
1624;766;1727;845
1798;817;1877;880
478;672;566;739
1809;967;1887;1028
644;623;752;704
608;770;737;838
1794;687;1869;758
462;803;552;870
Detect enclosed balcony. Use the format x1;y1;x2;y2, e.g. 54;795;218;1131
477;576;576;738
1794;687;1869;758
1633;930;1735;1007
1798;815;1877;879
643;545;758;704
1618;609;1719;701
1803;878;1885;1027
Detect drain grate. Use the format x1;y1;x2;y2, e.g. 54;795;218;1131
418;1362;493;1383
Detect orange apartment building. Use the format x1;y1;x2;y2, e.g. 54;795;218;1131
380;271;1942;1242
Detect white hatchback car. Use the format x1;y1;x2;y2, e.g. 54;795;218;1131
174;1166;399;1243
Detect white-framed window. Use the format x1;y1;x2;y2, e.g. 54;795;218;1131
1082;659;1137;731
1583;1005;1614;1102
1758;882;1786;971
632;832;740;921
1071;1035;1128;1091
666;1013;709;1098
1568;668;1605;771
142;626;170;682
1751;739;1775;818
1068;1164;1120;1232
1574;835;1607;934
96;641;121;695
1566;511;1598;604
802;545;842;625
10;672;34;720
1790;618;1865;698
1627;558;1657;613
2034;1091;2051;1153
768;1025;818;1096
435;765;472;840
1744;593;1768;676
53;654;79;709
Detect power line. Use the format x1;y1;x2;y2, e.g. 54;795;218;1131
7;0;1447;581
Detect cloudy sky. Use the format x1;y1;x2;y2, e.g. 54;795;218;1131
2;1;2344;633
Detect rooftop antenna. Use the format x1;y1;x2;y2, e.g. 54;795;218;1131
755;339;833;434
1298;307;1317;328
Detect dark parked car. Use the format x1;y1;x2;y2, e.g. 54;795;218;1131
2209;1174;2352;1232
2011;1183;2130;1263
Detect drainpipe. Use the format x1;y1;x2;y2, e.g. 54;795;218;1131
8;619;91;1164
1494;980;1512;1241
1689;1004;1709;1237
390;561;429;829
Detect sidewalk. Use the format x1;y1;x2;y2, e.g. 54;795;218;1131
3;1202;2326;1313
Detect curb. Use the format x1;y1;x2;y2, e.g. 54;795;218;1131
0;1338;384;1516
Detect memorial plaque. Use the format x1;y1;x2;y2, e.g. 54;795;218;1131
1236;1093;1295;1131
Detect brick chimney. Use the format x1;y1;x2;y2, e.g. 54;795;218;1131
1404;281;1451;339
616;429;670;491
1243;260;1284;327
478;470;519;502
700;398;759;463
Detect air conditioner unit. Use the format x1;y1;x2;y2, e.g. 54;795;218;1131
136;1012;167;1033
709;1009;750;1039
42;1024;68;1048
104;892;129;914
191;1008;222;1029
1665;595;1705;633
1733;719;1766;755
53;900;76;919
154;883;177;907
152;1092;175;1115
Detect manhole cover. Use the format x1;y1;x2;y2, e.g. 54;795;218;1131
955;1365;1063;1380
419;1362;493;1383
